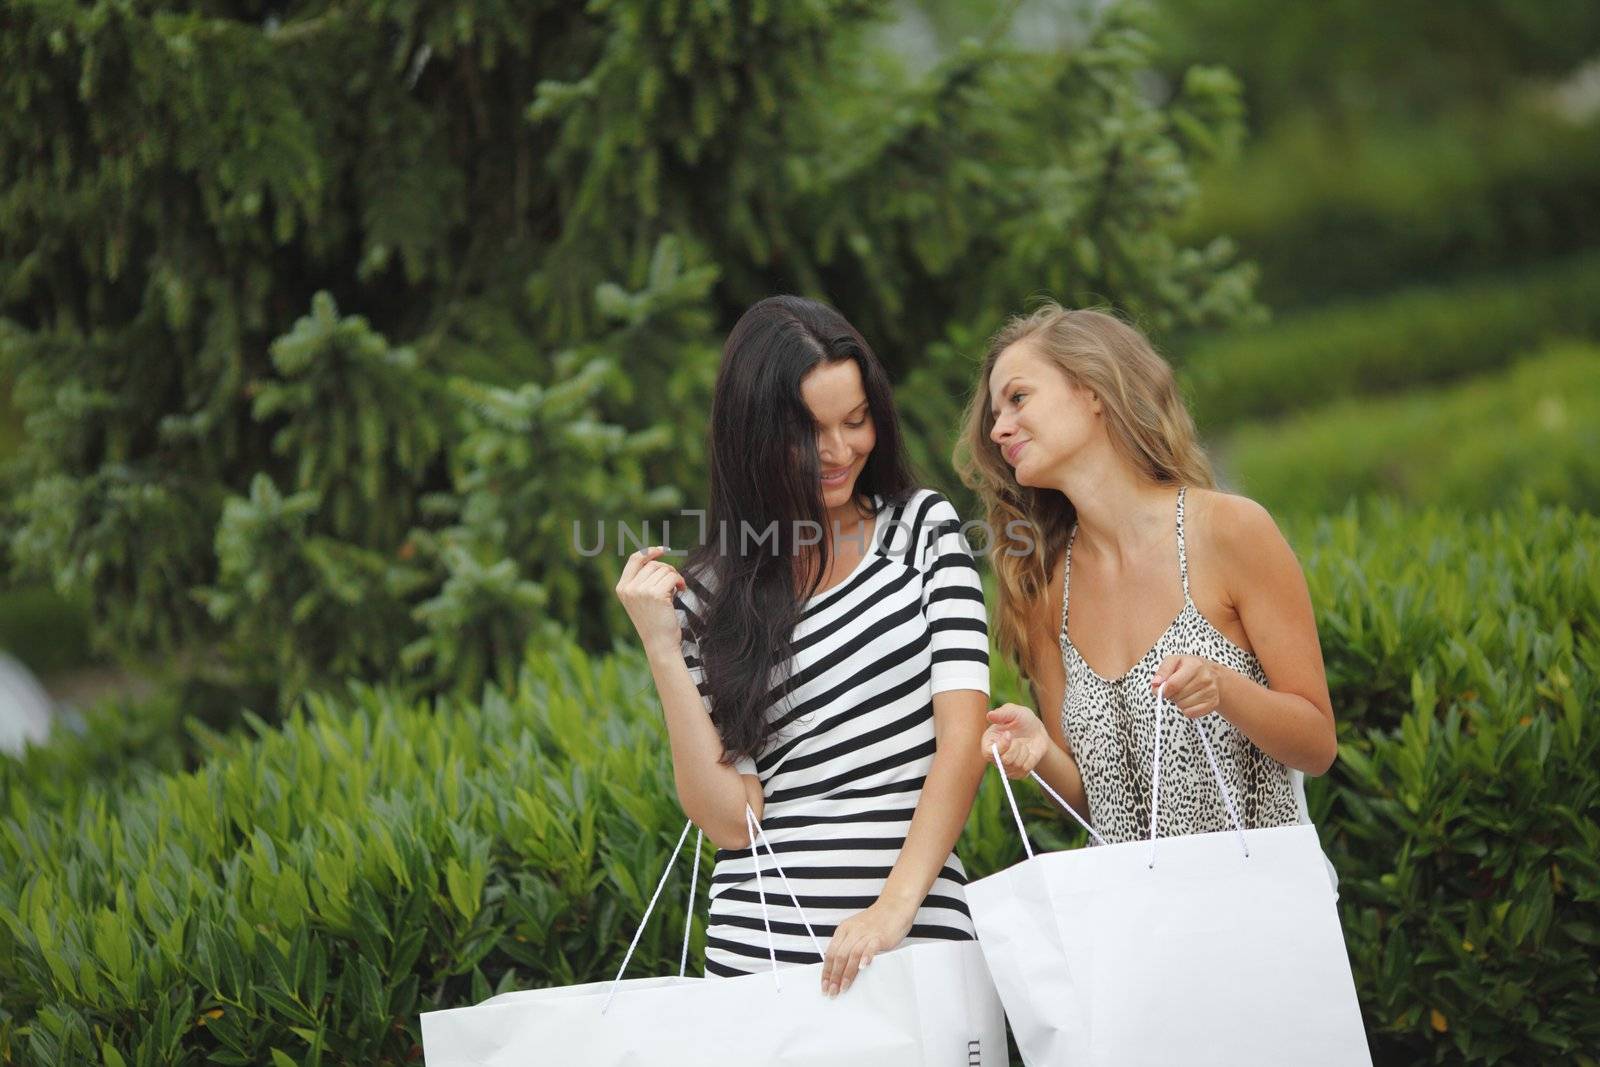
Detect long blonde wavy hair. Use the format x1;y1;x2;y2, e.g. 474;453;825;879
954;304;1216;683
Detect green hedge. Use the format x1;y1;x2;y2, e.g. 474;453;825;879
1181;251;1600;430
1224;345;1600;515
1180;109;1600;308
0;646;706;1065
2;506;1597;1064
1295;505;1600;1063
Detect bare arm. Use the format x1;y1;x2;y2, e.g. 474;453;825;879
643;641;765;848
820;687;989;998
619;546;764;850
1153;496;1337;776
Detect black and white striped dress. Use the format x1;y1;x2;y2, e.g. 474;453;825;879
673;488;991;977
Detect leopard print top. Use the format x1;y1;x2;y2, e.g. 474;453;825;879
1059;487;1304;843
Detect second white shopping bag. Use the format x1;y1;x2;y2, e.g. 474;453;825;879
422;807;1008;1066
965;695;1371;1066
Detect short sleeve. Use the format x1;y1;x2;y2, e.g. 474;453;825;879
916;494;991;696
673;587;759;776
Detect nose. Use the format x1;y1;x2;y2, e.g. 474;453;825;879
990;411;1014;445
818;427;850;467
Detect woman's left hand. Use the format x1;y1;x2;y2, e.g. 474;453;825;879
821;898;916;997
1151;655;1231;719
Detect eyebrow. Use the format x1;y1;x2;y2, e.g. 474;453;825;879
989;376;1023;417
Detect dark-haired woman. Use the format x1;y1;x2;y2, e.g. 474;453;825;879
615;296;991;999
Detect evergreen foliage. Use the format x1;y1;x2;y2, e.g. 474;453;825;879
0;0;1253;710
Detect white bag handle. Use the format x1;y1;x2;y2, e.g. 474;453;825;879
989;743;1109;853
1147;683;1250;867
986;685;1250;865
742;806;827;987
602;806;826;1011
602;819;701;1013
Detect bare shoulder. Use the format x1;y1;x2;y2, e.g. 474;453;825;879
1187;488;1290;567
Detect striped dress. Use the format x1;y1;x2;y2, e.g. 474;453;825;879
673;488;991;977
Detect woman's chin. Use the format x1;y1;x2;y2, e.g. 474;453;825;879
821;475;861;509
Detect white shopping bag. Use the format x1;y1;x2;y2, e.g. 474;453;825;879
423;808;1008;1066
966;693;1371;1066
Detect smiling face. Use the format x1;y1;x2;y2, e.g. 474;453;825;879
799;357;876;514
987;338;1101;487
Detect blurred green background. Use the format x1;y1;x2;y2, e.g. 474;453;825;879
1;1;1596;1063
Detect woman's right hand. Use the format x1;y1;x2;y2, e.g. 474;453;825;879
615;546;688;656
981;702;1050;779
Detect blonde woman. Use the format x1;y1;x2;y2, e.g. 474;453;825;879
957;305;1336;843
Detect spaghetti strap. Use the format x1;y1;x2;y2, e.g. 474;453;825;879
1175;487;1192;604
1059;524;1078;645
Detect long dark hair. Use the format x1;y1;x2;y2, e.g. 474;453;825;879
683;295;914;764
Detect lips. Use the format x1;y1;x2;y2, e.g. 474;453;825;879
1004;441;1028;465
821;466;851;484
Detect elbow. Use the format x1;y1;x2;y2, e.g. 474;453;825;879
674;768;762;851
678;796;759;851
703;816;754;852
1304;732;1338;778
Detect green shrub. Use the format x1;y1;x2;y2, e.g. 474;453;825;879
0;641;701;1064
1293;505;1600;1062
1179;108;1600;308
1181;251;1600;429
2;507;1596;1064
1294;504;1599;733
1224;345;1600;515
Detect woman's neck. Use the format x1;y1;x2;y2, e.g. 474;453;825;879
825;494;873;535
1044;449;1174;564
790;494;873;592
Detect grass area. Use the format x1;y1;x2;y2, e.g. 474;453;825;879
1179;250;1600;429
1222;344;1600;514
